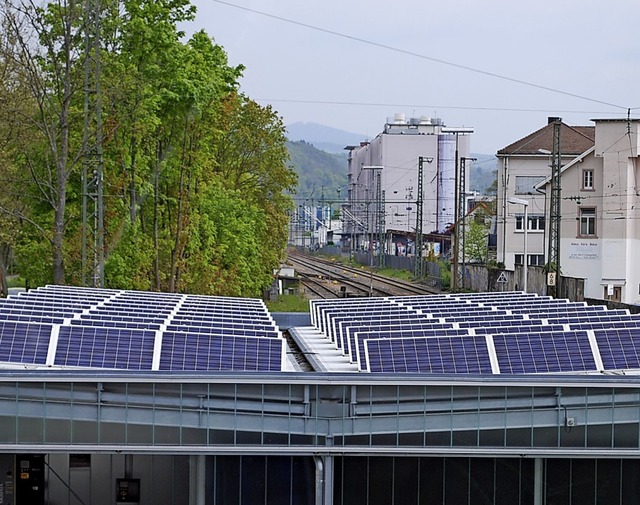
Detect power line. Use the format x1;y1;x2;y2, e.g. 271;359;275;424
212;0;630;110
258;98;624;117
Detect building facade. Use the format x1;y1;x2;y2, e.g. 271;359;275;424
344;114;472;257
496;117;640;304
5;372;640;505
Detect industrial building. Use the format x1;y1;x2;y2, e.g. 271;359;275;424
2;285;640;504
343;114;473;258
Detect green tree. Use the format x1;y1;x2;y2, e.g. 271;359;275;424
179;179;271;296
1;0;295;297
209;93;297;272
0;0;88;284
464;218;490;264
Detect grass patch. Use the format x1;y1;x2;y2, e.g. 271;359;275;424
265;294;309;313
6;276;26;288
376;267;415;281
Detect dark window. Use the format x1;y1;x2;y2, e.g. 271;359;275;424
515;254;545;266
515;215;544;231
579;207;596;236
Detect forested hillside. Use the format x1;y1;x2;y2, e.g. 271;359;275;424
286;141;348;198
469;155;498;195
0;0;296;297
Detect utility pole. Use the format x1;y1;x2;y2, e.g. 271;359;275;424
377;183;385;267
81;0;104;288
362;166;384;268
452;143;460;291
378;191;387;267
414;157;433;278
547;119;562;297
457;157;476;290
443;127;473;292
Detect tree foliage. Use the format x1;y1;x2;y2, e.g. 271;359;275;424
463;206;493;265
0;0;295;296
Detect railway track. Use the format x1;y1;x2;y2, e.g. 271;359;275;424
287;250;438;299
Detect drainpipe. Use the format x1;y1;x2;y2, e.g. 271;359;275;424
315;456;324;505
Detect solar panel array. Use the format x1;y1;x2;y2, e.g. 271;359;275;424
309;292;640;374
0;285;285;372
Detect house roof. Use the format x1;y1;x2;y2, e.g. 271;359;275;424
497;120;595;156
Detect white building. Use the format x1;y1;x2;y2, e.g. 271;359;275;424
344;114;473;255
497;117;640;304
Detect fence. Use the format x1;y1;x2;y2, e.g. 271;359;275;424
311;247;585;302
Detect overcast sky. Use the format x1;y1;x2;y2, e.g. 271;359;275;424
187;0;640;154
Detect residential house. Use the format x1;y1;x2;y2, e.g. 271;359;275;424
497;117;640;304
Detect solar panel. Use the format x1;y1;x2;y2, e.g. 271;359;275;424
166;322;278;336
70;318;162;331
0;307;78;319
364;335;493;373
595;328;640;371
309;298;397;329
472;324;565;335
492;331;598;374
328;309;419;347
159;332;284;371
344;320;458;362
312;300;400;334
54;326;155;370
0;321;51;365
81;313;168;324
458;318;544;329
354;327;470;369
569;319;640;331
173;311;272;323
546;313;634;325
444;314;526;324
0;313;65;325
0;286;285;372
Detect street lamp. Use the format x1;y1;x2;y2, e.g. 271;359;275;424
508;196;529;292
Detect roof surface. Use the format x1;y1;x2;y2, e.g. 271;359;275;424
497;121;595;156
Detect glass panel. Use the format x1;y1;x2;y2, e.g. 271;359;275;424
596;459;621;505
444;458;469;505
613;423;639;448
470;458;494;505
336;457;367;505
496;458;535;505
369;457;394;505
72;420;98;444
571;459;596;505
621;459;640;504
0;417;16;443
546;459;571;505
45;419;71;444
241;456;266;505
419;457;444;505
215;456;240;505
290;457;315;505
18;418;43;444
394;458;419;505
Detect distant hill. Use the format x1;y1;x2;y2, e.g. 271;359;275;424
286;140;348;199
286;122;498;198
469;154;498;195
286;122;368;154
